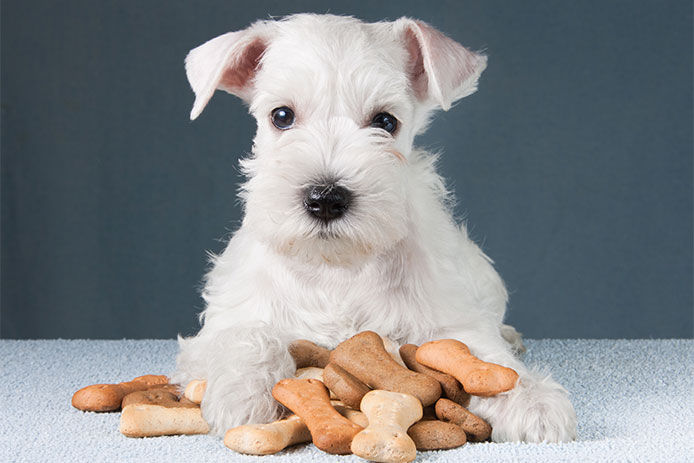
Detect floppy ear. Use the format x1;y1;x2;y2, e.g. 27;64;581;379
395;18;487;111
185;23;270;120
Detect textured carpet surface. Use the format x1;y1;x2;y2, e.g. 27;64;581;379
1;339;692;462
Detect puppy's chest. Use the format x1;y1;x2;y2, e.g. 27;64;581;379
275;261;394;316
291;269;387;314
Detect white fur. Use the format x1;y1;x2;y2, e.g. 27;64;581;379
173;14;577;442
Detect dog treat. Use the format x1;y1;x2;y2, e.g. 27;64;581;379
295;367;339;399
295;367;340;400
333;403;369;428
121;384;181;407
416;339;518;396
407;420;467;450
330;331;441;406
399;344;470;407
225;405;368;455
294;366;324;381
184;379;207;404
380;336;407;367
224;414;312;455
322;363;371;409
120;388;210;437
289;340;331;369
435;398;492;442
72;374;169;412
272;378;363;454
351;390;422;463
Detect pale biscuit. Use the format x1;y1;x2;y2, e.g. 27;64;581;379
119;388;209;437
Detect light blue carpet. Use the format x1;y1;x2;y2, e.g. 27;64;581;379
1;339;692;462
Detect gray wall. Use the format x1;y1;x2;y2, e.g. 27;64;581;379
2;1;691;339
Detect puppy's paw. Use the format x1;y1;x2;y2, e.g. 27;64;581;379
202;381;285;436
471;370;577;443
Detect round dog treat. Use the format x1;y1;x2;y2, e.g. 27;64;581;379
120;389;209;437
351;390;422;463
399;344;470;407
435;398;492;442
184;379;207;404
289;340;331;369
322;363;371;409
416;339;518;396
330;331;441;406
407;420;467;450
272;378;363;454
71;374;169;412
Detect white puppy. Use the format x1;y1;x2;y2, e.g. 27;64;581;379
173;13;577;443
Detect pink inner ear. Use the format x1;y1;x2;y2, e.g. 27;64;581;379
219;38;266;92
405;28;428;100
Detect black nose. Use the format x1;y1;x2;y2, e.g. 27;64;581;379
303;184;352;222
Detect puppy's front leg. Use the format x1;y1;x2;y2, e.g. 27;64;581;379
439;328;577;443
173;323;296;436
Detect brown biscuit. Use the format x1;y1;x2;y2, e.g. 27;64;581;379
416;339;518;397
289;340;331;369
71;374;169;412
272;378;363;454
329;331;441;406
435;398;492;442
120;388;209;437
407;420;467;450
399;344;470;407
121;387;193;408
322;363;371;409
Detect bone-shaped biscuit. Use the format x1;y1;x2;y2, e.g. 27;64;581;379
399;344;470;407
271;378;363;454
289;340;331;368
329;331;441;406
119;388;209;437
435;398;492;442
224;406;368;455
224;414;311;455
322;363;371;409
407;419;467;450
183;379;206;404
351;390;422;463
72;374;169;412
416;339;518;396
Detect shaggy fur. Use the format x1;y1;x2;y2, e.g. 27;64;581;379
172;14;577;443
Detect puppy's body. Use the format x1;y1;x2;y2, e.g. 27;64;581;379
173;14;577;443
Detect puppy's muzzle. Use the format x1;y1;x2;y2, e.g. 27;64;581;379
303;184;352;222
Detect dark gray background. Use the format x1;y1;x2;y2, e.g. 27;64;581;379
2;1;692;339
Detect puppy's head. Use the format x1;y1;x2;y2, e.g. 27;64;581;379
186;14;486;265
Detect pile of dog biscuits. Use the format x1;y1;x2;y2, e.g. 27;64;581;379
71;330;518;462
71;374;209;437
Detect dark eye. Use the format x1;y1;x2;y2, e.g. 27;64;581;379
370;112;398;134
271;106;295;130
